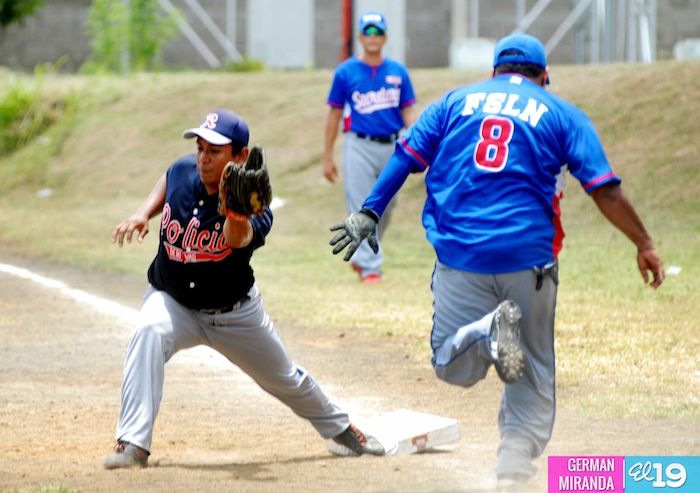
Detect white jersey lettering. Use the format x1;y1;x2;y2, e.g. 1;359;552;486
461;91;549;128
501;94;522;117
519;97;549;127
352;87;401;114
482;92;507;114
462;92;486;115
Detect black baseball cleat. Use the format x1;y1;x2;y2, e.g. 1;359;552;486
332;423;385;456
489;300;525;384
103;440;149;469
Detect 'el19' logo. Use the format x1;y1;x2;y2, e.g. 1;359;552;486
628;461;687;488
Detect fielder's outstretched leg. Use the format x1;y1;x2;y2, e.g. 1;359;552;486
206;286;384;456
106;288;206;469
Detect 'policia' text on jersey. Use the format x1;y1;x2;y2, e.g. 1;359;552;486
148;155;272;310
363;74;621;274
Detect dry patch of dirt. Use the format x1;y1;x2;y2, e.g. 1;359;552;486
0;253;697;492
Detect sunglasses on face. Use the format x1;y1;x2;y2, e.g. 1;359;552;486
362;26;386;36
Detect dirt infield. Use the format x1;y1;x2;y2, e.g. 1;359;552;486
1;253;697;493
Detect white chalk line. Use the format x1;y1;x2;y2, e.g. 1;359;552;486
0;262;139;325
0;261;374;405
0;262;240;371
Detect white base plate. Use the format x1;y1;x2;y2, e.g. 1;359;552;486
327;408;460;456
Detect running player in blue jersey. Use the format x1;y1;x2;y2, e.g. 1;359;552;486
329;33;665;488
323;10;417;284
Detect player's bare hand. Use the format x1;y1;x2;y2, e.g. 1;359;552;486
323;157;338;183
637;247;664;289
111;214;150;247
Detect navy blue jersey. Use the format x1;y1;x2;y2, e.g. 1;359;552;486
327;56;416;136
148;155;272;309
364;74;620;273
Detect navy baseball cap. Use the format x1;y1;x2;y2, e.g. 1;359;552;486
493;33;550;84
182;109;249;147
358;11;387;32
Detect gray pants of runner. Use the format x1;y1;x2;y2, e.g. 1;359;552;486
429;260;558;479
114;284;350;452
342;132;398;277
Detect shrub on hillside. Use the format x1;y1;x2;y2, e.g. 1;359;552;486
0;62;65;155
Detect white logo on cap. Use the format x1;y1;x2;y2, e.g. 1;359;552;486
362;13;383;23
202;113;219;129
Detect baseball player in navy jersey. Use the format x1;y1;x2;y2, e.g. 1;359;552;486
329;34;665;488
323;10;417;284
104;109;384;469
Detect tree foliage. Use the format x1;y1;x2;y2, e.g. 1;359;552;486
83;0;179;73
0;0;44;29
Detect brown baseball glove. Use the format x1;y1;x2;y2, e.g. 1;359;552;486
218;145;272;217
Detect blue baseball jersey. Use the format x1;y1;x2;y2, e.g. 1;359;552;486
363;74;621;274
327;56;416;136
148;154;272;310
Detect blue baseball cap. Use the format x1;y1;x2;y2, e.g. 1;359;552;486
182;109;249;147
493;33;550;84
358;11;387;32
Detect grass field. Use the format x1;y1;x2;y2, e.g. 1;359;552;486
1;61;698;422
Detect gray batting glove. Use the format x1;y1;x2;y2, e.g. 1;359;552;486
329;207;379;261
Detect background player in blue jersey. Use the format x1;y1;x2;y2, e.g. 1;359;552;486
323;10;417;284
329;34;665;488
104;109;384;469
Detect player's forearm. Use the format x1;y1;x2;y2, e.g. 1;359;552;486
323;109;343;159
135;174;167;220
363;151;413;217
590;183;655;251
223;212;254;249
401;106;418;129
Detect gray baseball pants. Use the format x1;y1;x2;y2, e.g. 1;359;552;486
342;132;398;277
429;260;558;479
114;284;350;452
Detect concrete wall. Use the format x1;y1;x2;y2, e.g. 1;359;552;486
0;0;698;73
0;0;92;73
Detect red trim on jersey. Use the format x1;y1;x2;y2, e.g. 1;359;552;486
399;137;429;169
164;243;232;263
551;192;565;258
583;172;617;191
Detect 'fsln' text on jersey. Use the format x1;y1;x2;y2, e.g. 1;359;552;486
462;92;549;128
